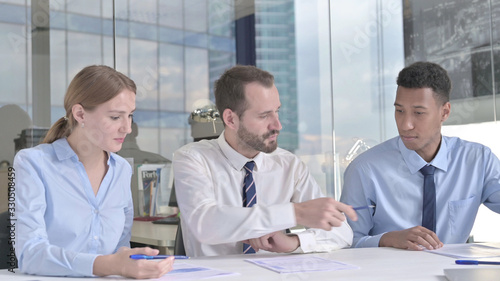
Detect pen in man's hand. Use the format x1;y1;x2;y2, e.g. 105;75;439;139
353;205;375;211
130;254;189;260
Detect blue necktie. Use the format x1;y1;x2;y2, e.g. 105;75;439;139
242;161;256;254
420;165;436;232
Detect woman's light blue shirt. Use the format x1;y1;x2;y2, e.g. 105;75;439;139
340;136;500;248
14;138;133;276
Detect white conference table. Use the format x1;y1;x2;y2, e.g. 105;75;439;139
3;245;500;281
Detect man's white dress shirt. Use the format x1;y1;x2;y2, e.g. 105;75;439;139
173;133;353;257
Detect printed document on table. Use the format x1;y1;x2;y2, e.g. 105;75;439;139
426;243;500;259
245;256;359;274
155;263;239;280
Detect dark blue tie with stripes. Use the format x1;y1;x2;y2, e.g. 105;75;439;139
243;161;256;254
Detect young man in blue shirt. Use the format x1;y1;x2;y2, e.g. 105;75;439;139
340;61;500;250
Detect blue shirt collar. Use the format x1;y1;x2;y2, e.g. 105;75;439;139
53;138;113;165
398;135;448;174
217;131;263;171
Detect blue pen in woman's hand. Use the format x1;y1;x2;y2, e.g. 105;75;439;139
130;254;189;260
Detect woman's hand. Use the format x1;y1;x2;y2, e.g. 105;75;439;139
94;247;174;279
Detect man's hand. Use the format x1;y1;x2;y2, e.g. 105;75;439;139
379;226;443;250
94;247;174;279
242;231;299;253
294;198;358;231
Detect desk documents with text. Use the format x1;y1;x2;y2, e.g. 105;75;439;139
2;243;500;280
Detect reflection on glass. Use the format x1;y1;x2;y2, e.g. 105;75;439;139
0;0;402;199
67;32;104;75
256;0;297;152
185;47;209;112
1;23;28;105
159;0;183;28
185;0;208;32
209;0;233;37
130;0;158;24
67;0;101;17
160;43;184;111
331;0;403;194
404;0;499;124
115;37;129;74
130;39;158;110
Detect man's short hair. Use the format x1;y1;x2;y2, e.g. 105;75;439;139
214;65;274;124
396;61;451;104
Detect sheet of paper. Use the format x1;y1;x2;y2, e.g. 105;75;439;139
155;262;239;281
245;256;359;274
426;244;500;259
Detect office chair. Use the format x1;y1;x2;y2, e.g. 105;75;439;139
173;220;186;256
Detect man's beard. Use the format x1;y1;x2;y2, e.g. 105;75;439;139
237;124;279;153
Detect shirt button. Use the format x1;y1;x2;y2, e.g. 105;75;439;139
94;209;99;214
94;236;98;240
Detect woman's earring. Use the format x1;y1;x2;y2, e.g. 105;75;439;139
81;123;85;128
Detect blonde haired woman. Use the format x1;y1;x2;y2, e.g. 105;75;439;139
14;65;173;278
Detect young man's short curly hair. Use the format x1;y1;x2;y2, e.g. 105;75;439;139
396;61;451;105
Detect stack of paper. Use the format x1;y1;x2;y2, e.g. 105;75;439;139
427;243;500;259
245;256;359;274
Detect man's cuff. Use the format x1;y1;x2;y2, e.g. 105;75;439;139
294;231;315;253
354;232;386;248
